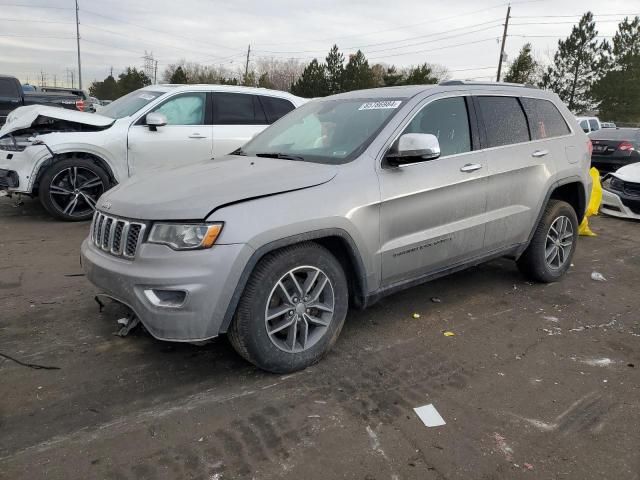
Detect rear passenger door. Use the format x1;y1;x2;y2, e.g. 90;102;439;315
479;95;571;251
212;92;269;157
378;95;489;286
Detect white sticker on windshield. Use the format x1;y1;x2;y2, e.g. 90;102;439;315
139;93;156;101
358;100;401;111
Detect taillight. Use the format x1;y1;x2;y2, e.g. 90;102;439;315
587;139;593;156
75;99;85;112
618;141;634;152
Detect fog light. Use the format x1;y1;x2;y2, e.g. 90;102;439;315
144;289;187;308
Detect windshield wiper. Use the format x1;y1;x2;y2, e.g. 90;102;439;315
230;147;247;156
254;152;306;161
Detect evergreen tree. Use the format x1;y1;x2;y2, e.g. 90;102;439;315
258;72;274;89
291;59;328;97
169;66;188;84
504;43;538;84
89;74;118;100
403;64;438;85
382;66;404;86
592;16;640;122
325;44;345;94
540;12;610;112
117;67;151;96
342;50;374;92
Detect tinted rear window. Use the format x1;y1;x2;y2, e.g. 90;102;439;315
589;128;640;140
0;78;21;98
520;98;571;139
589;119;600;131
477;96;530;147
214;93;267;125
259;96;295;123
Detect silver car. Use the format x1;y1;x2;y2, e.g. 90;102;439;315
82;81;592;372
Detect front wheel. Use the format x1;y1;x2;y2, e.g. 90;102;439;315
228;243;349;373
39;158;110;221
517;200;579;283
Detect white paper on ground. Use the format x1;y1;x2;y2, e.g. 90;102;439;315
413;403;446;427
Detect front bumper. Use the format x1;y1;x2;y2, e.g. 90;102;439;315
0;145;49;193
81;238;254;341
0;168;19;189
601;188;640;220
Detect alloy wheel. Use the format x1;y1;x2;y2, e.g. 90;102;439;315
545;215;574;270
49;166;105;218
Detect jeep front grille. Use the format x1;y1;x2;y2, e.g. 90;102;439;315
91;211;146;258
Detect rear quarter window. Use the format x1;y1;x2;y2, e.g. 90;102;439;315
520;98;571;140
259;96;295;123
476;96;530;148
213;92;267;125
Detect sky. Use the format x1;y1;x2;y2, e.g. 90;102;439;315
1;0;638;89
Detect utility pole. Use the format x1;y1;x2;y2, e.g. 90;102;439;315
244;44;251;84
154;60;158;85
496;4;511;82
53;74;57;87
75;0;83;90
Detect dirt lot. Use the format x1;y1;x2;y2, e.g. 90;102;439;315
0;197;639;480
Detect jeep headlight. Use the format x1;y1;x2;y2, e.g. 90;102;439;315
148;223;223;250
0;135;34;152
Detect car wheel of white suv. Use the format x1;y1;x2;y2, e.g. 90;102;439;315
517;200;578;283
228;242;348;373
39;157;109;222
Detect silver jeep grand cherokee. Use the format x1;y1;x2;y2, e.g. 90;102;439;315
82;81;592;373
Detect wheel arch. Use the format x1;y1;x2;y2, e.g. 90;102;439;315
33;151;117;194
219;229;368;333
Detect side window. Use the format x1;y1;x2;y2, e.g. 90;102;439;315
213;93;267;125
476;96;530;147
152;93;206;125
520;98;571;140
579;119;589;132
0;78;21;99
589;119;600;131
402;96;471;157
260;96;295;123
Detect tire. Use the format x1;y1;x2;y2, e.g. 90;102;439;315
228;242;349;373
39;157;110;221
517;200;579;283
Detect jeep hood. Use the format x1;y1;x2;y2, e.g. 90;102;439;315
99;156;338;220
0;105;114;137
611;162;640;183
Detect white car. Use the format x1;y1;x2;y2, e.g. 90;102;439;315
576;116;601;133
601;162;640;220
0;85;306;220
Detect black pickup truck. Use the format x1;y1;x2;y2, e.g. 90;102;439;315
0;75;83;126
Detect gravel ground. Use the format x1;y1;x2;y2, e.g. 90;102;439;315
1;197;639;480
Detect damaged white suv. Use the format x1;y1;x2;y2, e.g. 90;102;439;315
0;85;305;221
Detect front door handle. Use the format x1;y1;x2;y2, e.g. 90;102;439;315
188;134;207;139
532;149;549;158
460;163;482;173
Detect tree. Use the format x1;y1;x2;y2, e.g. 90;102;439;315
117;67;151;96
258;72;274;89
291;59;328;97
592;16;640;122
540;12;610;112
325;44;345;94
504;43;538;84
169;66;188;84
342;50;374;92
381;65;404;87
403;63;438;85
89;74;118;100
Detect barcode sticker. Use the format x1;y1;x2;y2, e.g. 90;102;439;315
358;100;402;111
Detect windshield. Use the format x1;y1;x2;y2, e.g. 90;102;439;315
238;98;404;164
99;89;164;119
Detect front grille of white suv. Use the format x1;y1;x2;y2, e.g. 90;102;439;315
91;211;146;258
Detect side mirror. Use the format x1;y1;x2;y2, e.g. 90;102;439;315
386;133;441;167
146;112;167;131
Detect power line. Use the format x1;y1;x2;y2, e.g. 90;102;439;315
512;13;640;18
510;19;634;25
0;2;72;9
0;33;74;39
0;18;74;24
368;37;499;61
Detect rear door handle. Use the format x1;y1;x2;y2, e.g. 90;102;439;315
188;134;207;139
460;163;482;173
532;150;549;158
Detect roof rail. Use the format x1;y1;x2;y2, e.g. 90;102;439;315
439;79;539;89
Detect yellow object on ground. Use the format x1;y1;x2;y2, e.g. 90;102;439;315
579;167;602;236
443;331;455;337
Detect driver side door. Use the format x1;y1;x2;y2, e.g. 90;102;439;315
127;92;213;176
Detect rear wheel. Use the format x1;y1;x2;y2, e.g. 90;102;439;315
39;157;110;221
228;243;348;373
517;200;578;283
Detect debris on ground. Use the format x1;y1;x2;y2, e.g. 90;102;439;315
492;432;514;462
580;358;615;367
443;331;455;337
412;313;421;319
413;404;446;427
524;462;534;470
115;315;140;337
591;271;606;282
0;352;61;370
431;297;442;303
